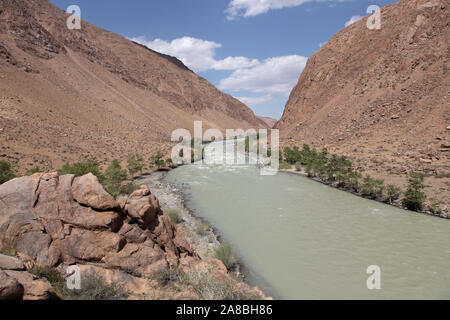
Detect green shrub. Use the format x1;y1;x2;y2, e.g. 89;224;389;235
385;184;402;204
26;166;40;176
0;160;15;184
29;266;65;298
63;272;128;300
279;161;292;170
402;172;426;211
103;160;128;198
360;175;385;199
149;151;165;169
215;242;237;270
195;221;210;237
127;154;145;178
59;159;103;182
166;209;182;224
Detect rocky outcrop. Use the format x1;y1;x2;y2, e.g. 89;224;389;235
0;172;199;299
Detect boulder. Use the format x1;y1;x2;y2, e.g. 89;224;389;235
4;270;56;300
0;254;25;270
104;243;167;277
0;270;24;300
53;229;125;263
123;185;161;228
72;173;120;211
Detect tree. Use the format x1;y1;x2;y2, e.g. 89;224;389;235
149;152;165;169
0;161;15;184
103;160;128;198
385;184;402;204
127;154;145;178
403;172;426;211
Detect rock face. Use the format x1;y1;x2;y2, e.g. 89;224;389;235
276;0;449;205
0;270;24;300
0;0;267;172
0;173;200;299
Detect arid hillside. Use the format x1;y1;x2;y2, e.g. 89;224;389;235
276;0;449;206
0;0;267;173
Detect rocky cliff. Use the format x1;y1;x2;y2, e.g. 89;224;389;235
0;0;267;172
276;0;449;205
0;173;264;300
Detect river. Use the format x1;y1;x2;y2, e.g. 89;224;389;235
165;139;450;299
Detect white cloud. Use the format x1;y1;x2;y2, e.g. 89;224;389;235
344;15;363;27
219;55;308;95
226;0;350;19
129;36;259;73
236;94;274;105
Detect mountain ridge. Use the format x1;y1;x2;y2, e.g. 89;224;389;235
0;0;267;172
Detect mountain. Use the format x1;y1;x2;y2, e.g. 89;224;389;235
276;0;449;204
257;116;278;128
0;0;267;172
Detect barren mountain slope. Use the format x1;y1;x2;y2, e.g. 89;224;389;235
0;0;267;172
276;0;449;206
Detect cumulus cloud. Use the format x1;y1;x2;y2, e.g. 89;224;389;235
236;94;274;105
219;55;307;96
226;0;350;19
344;15;363;27
129;36;259;73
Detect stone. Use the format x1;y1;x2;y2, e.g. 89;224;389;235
104;243;167;277
0;254;25;270
72;173;120;211
0;270;24;300
123;185;162;228
4;270;56;300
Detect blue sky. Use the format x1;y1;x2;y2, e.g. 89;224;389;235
51;0;396;119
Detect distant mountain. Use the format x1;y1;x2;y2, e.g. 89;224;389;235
0;0;267;171
257;116;278;128
276;0;449;191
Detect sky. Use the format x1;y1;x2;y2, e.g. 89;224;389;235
51;0;396;119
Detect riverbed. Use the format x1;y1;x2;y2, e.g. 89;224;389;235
162;140;450;300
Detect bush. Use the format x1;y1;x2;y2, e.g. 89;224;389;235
103;160;128;198
29;266;65;298
151;267;184;287
26;166;40;176
279;161;292;170
360;175;385;200
195;221;210;237
127;154;145;178
181;268;261;300
59;159;103;182
166;209;182;224
215;242;237;270
149;151;166;169
428;198;442;216
385;184;402;204
402;172;426;211
63;272;128;300
0;160;15;184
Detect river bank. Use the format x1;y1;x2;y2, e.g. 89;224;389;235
279;166;449;219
